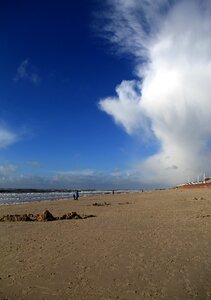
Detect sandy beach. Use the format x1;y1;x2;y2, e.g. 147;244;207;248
0;189;210;299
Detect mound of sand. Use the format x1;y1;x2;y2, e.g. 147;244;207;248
0;210;95;222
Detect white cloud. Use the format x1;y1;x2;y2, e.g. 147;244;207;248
99;0;211;186
0;127;18;149
99;80;144;134
27;161;42;168
0;174;49;189
0;164;17;175
14;59;40;84
0;169;145;189
52;168;145;189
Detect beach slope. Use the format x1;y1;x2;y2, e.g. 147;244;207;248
0;189;210;299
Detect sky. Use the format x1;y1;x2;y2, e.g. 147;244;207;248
1;0;211;189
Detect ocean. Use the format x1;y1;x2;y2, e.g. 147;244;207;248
0;190;138;205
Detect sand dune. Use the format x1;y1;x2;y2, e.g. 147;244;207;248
0;189;210;299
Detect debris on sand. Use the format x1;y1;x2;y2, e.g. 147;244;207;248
0;214;34;222
118;202;132;205
59;212;82;220
0;210;96;222
92;202;111;206
193;197;206;200
196;214;210;218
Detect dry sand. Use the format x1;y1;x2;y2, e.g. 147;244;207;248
0;189;210;300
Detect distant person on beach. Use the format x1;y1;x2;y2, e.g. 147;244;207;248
74;190;79;200
112;190;114;195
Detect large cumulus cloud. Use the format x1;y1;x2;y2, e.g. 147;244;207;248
99;0;211;186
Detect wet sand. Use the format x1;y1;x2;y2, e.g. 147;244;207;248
0;189;210;299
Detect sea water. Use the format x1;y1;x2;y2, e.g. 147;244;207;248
0;192;74;205
0;190;139;205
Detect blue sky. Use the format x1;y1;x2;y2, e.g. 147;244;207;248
0;0;153;189
1;0;211;189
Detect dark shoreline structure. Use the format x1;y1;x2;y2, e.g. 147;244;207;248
178;182;211;189
177;177;211;189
